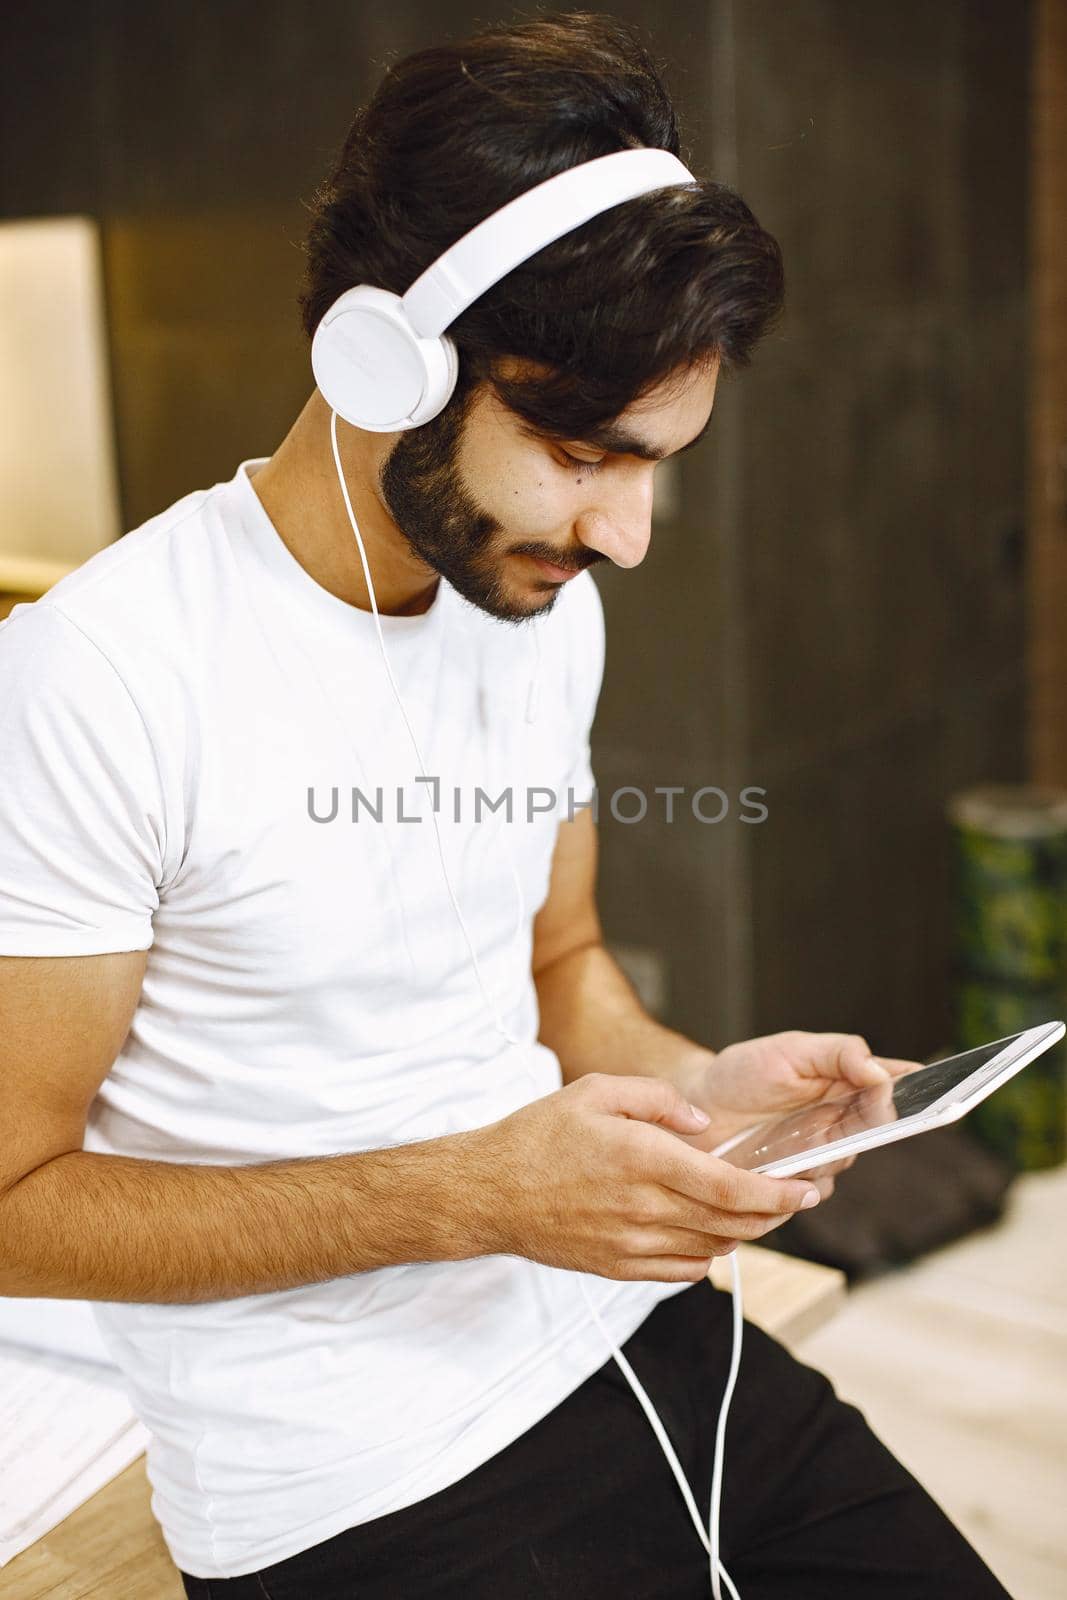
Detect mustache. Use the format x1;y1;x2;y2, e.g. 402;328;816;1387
513;546;606;575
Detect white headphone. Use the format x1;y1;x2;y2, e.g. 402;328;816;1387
310;146;695;432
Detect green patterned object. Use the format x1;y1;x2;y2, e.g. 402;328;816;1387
949;787;1067;983
947;785;1067;1171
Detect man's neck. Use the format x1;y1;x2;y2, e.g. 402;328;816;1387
250;391;441;617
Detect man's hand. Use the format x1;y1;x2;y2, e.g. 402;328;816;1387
694;1031;918;1130
465;1072;824;1284
678;1031;921;1195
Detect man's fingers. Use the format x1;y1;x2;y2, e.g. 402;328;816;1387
667;1208;800;1244
641;1202;811;1257
836;1035;889;1086
630;1228;752;1257
657;1142;821;1215
878;1056;923;1077
787;1031;878;1087
585;1070;716;1135
844;1048;922;1085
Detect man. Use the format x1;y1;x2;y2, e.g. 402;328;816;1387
0;12;1011;1598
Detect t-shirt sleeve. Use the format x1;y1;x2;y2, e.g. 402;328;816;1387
562;571;606;805
0;603;170;955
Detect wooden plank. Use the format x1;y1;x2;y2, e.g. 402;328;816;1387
0;1457;183;1599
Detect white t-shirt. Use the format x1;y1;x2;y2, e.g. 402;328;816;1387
0;460;687;1579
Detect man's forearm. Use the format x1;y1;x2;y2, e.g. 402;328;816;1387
0;1134;493;1305
534;940;715;1103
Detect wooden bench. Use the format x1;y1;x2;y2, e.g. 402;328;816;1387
0;1248;844;1598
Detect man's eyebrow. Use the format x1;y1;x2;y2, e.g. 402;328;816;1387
577;414;713;461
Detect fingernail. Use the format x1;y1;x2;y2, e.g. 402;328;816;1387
867;1056;889;1079
689;1103;711;1124
800;1189;821;1209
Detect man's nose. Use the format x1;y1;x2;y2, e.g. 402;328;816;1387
575;475;655;570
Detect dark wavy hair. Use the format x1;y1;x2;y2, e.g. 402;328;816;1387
299;10;784;437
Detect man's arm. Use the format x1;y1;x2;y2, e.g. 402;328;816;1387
532;810;716;1107
0;953;492;1304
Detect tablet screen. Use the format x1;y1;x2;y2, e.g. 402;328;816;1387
718;1031;1031;1172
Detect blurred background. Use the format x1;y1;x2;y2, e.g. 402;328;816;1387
1;2;1065;1593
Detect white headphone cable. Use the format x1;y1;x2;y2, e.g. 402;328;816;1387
576;1260;743;1600
329;408;742;1598
329;410;525;1049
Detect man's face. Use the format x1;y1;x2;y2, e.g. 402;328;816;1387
377;355;719;623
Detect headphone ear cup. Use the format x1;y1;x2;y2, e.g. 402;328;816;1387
311;285;458;432
406;332;460;428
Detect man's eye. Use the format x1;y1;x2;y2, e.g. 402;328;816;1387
557;450;606;475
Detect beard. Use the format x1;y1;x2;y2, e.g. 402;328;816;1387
377;381;586;624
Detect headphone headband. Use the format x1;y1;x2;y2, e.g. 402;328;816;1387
402;148;695;339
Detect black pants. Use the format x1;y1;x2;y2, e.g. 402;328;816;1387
180;1276;1012;1599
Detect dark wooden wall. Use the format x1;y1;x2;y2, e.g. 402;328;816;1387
593;0;1030;1055
2;1;1031;1061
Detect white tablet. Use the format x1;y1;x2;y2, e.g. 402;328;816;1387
712;1021;1066;1177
